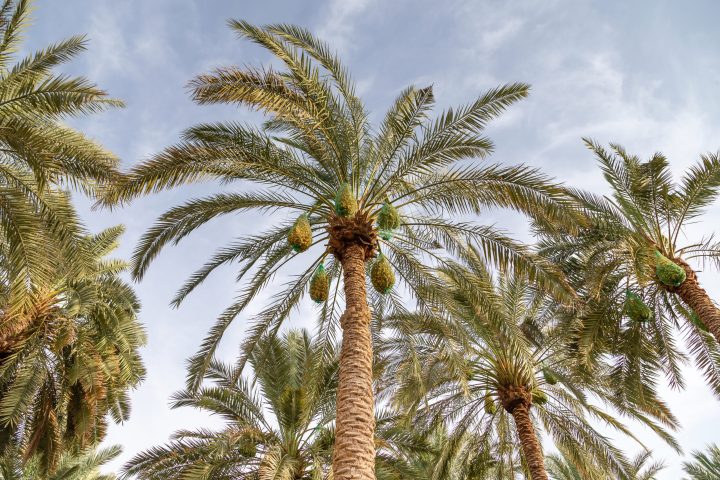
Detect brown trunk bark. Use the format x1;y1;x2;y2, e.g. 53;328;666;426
332;244;375;480
511;403;548;480
671;259;720;344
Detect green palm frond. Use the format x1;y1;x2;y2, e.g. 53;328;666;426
538;141;720;402
382;264;676;479
547;449;663;480
0;0;122;310
682;444;720;480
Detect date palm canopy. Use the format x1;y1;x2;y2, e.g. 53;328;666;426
104;21;573;391
0;0;123;313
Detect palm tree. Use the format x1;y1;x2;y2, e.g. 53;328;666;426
0;227;146;473
381;250;674;480
104;22;574;479
683;444;720;480
123;329;337;479
547;450;664;480
0;444;121;480
540;141;720;398
0;0;123;312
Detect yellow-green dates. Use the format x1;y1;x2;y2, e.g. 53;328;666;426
370;254;395;294
334;183;358;217
288;214;312;252
238;436;257;457
532;389;548;405
624;290;652;322
542;368;558;385
309;264;329;303
484;394;497;415
655;251;686;287
377;202;401;240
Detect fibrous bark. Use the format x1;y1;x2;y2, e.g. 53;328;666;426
666;258;720;344
331;243;376;480
499;385;548;480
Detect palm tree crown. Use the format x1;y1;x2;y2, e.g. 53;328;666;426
0;227;146;473
539;141;720;400
123;329;338;480
0;0;123;312
106;22;571;386
0;444;121;480
381;250;674;480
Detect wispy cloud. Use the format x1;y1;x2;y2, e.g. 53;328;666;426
316;0;374;54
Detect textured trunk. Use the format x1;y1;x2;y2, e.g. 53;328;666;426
511;403;548;480
332;244;375;480
672;259;720;343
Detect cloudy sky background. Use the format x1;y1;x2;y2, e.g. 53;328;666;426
25;0;720;477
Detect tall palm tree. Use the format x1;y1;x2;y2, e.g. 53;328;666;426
547;450;664;480
0;444;121;480
0;0;123;312
683;444;720;480
381;250;675;480
123;329;338;479
0;227;146;473
539;141;720;397
104;22;574;479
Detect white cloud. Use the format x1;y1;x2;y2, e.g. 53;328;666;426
316;0;374;54
480;17;525;52
85;5;136;81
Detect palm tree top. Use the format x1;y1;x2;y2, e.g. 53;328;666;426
101;21;575;392
576;138;720;257
382;256;664;479
122;329;337;480
0;0;124;312
0;225;146;472
539;140;720;400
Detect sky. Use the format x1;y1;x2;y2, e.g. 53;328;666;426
25;0;720;477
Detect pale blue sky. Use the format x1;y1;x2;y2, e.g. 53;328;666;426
27;0;720;477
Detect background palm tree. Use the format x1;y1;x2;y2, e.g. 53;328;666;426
0;227;146;473
105;22;575;479
683;444;720;480
381;249;674;480
540;141;720;400
123;329;338;479
0;0;123;313
0;444;121;480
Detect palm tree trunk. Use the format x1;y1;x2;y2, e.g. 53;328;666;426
332;244;375;480
673;258;720;343
511;403;548;480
